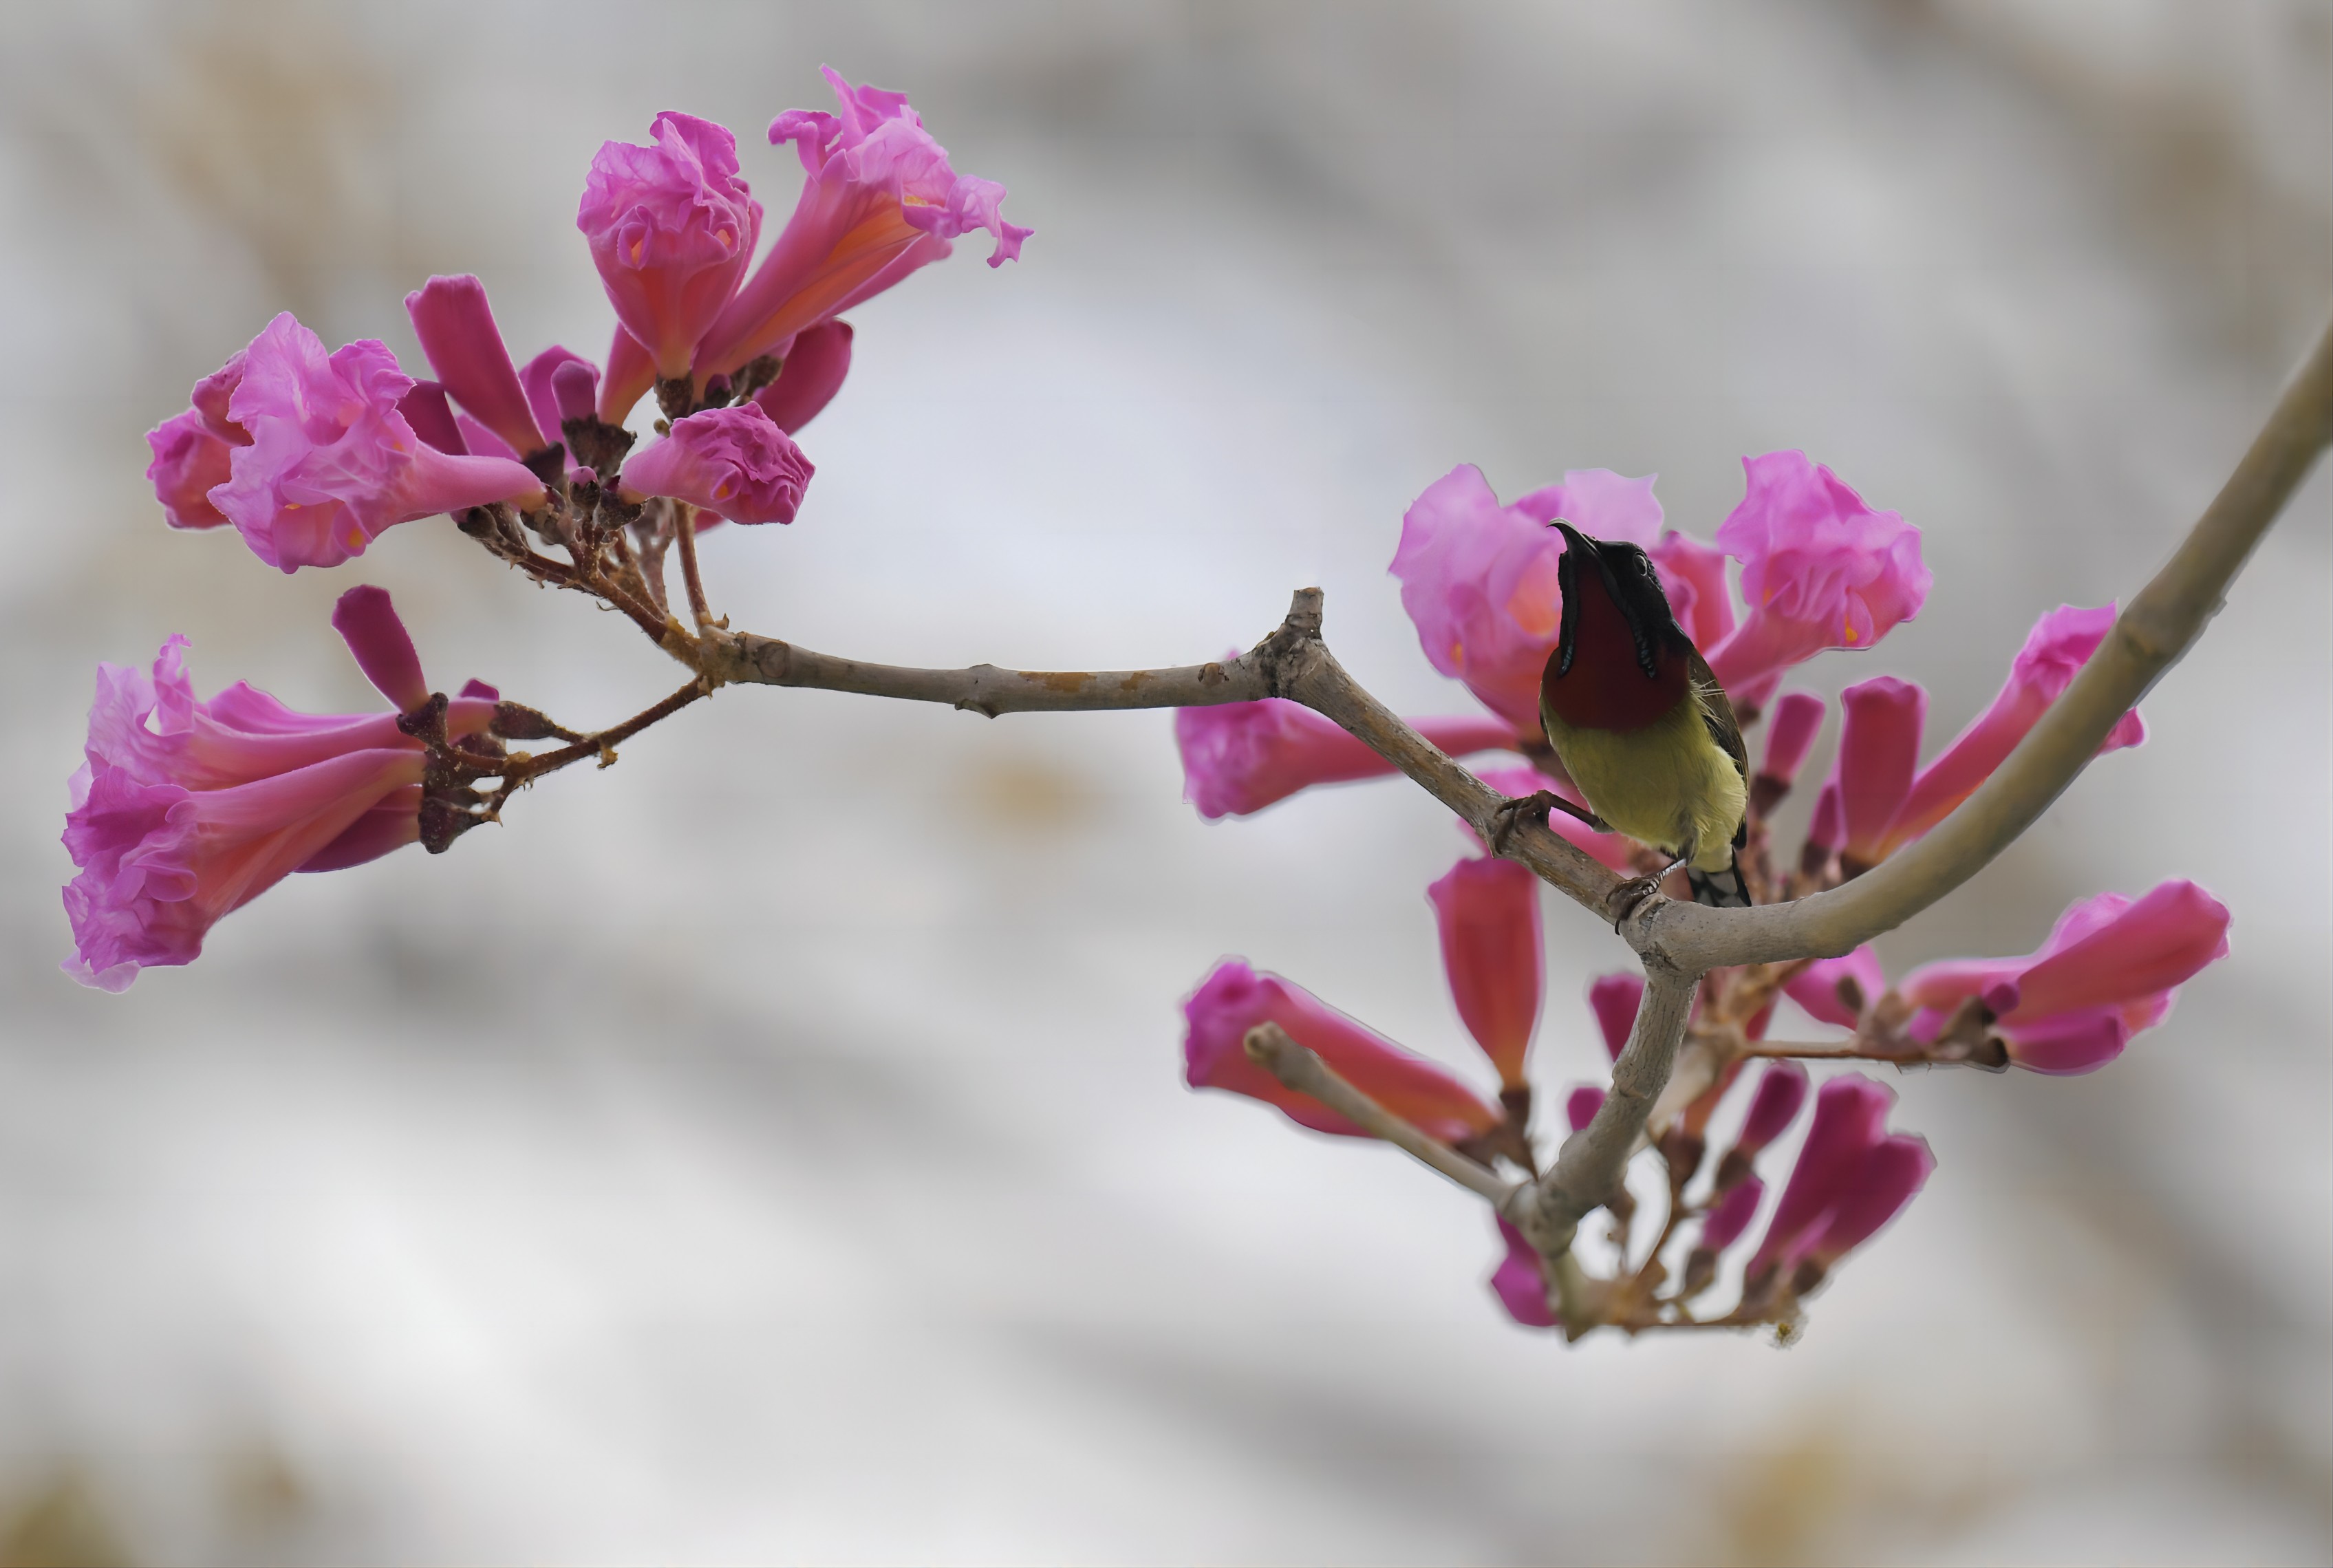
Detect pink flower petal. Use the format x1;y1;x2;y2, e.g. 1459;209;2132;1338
621;402;813;525
405;276;548;456
579;112;763;378
1428;854;1543;1088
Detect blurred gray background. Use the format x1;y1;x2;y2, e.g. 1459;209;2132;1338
1;1;2327;1562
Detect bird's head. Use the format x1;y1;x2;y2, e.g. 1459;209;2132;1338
1551;520;1692;681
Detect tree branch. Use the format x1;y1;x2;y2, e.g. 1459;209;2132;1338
1241;1023;1520;1205
1642;314;2333;971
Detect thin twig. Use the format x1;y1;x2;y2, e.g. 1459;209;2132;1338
503;678;711;788
675;503;713;629
1241;1023;1520;1205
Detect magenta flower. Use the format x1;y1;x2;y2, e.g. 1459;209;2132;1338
1725;1062;1809;1172
691;68;1031;383
751;319;855;433
1564;1084;1606;1132
1781;947;1885;1029
405;277;551;458
579;112;763;383
1900;881;2231;1074
619;402;813;525
1428;854;1542;1089
1176;699;1516;820
599;323;660;427
1706;452;1931;710
519;345;599;466
1879;604;2147;855
1795;1135;1933;1282
1390;464;1718;731
204;314;546;571
1743;1073;1897;1287
144;352;251;529
1490;1218;1558;1329
60;589;495;990
1755;691;1826;792
1182;959;1501;1144
1699;1174;1765;1254
1586;973;1644;1062
1830;676;1926;872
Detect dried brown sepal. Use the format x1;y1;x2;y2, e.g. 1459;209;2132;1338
562;415;636;479
489;702;585;744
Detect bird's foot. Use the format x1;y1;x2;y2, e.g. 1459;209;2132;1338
1604;855;1687;931
1487;791;1564;857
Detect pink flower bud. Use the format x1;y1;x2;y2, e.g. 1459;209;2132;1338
329;586;429;711
1901;881;2230;1074
518;346;599;460
619;402;813;525
692;69;1030;381
1832;676;1925;869
206;315;546;571
1801;1135;1933;1269
1706;452;1931;709
1745;1073;1894;1282
1564;1084;1606;1132
1176;698;1516;819
751;319;855;433
1699;1174;1765;1253
1587;973;1644;1062
1757;691;1826;787
144;352;251;529
60;599;498;991
1181;960;1501;1144
1781;947;1884;1029
1880;604;2147;855
1428;854;1542;1089
579;112;763;380
1731;1061;1809;1161
1805;779;1843;852
1490;1218;1558;1329
405;276;548;457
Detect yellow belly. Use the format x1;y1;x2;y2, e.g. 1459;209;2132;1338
1540;691;1746;872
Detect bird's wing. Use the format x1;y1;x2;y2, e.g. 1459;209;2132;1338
1686;647;1748;780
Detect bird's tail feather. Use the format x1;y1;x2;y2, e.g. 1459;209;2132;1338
1686;853;1752;909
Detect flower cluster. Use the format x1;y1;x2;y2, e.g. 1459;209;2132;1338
93;69;1027;985
1174;451;2228;1334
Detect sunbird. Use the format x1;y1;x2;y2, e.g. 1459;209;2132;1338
1531;521;1752;909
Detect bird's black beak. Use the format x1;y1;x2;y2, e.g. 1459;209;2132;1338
1551;520;1592;676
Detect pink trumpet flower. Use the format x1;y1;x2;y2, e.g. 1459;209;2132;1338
1743;1074;1899;1287
1900;881;2230;1074
144;352;251;529
1699;1174;1765;1254
1587;973;1644;1061
61;588;495;990
751;319;855;433
1182;960;1502;1144
579;112;763;383
1428;854;1542;1089
1717;1060;1809;1184
691;68;1031;383
1794;1134;1933;1284
1781;947;1886;1029
1877;603;2147;856
1756;691;1826;792
1706;452;1931;710
519;346;599;469
619;402;813;525
1390;464;1719;732
405;277;551;458
1176;699;1517;820
1490;1218;1558;1329
196;314;546;571
1565;1084;1606;1132
1831;676;1926;872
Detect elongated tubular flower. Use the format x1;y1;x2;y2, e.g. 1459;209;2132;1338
1899;881;2230;1074
1706;451;1931;711
619;402;813;525
1564;1084;1606;1131
1752;690;1825;813
1878;604;2147;856
1586;973;1644;1062
144;352;252;528
405;277;551;458
1710;1061;1809;1190
689;68;1031;385
1490;1218;1558;1329
1831;676;1926;872
1743;1073;1895;1285
579;111;763;381
1800;777;1844;879
1699;1174;1766;1254
60;591;495;990
1389;465;1718;732
1182;960;1501;1144
751;319;854;433
1793;1135;1933;1287
1428;855;1542;1090
519;346;599;471
204;314;546;571
1176;699;1516;819
1781;947;1886;1029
